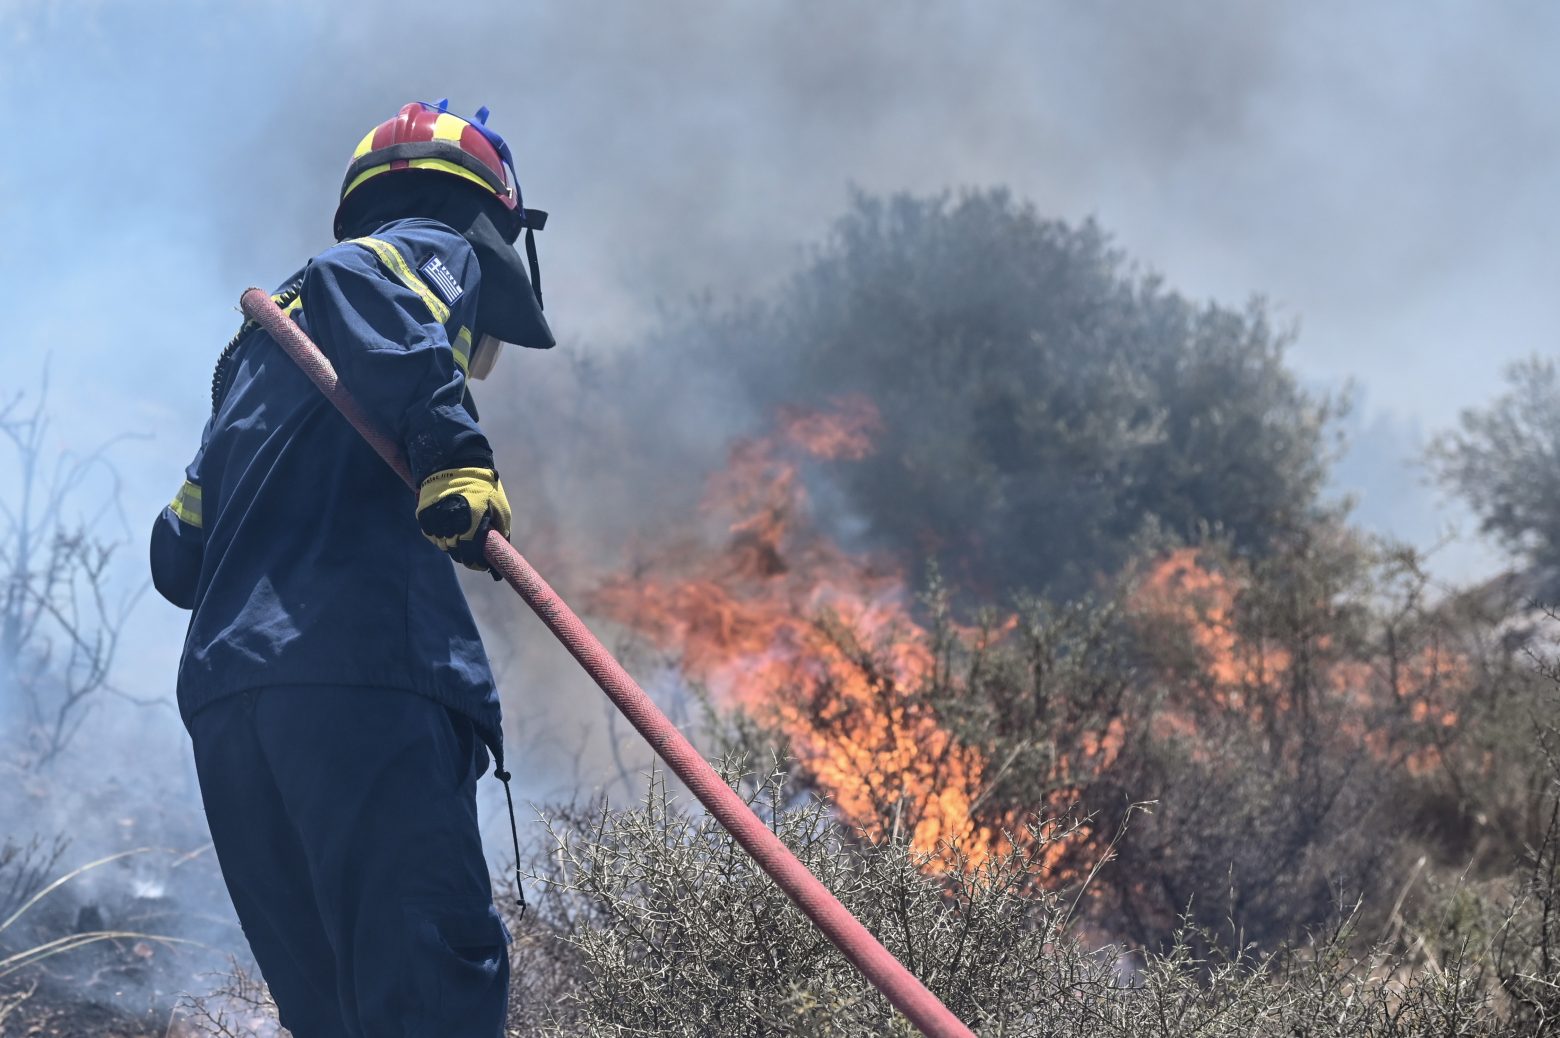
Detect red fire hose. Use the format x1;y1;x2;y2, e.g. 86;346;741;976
239;289;976;1038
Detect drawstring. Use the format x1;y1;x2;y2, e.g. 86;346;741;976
493;765;527;920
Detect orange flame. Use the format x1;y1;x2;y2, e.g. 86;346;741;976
592;425;1472;882
1128;548;1467;776
591;397;1007;867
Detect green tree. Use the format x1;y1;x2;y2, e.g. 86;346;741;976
643;189;1341;599
1430;356;1560;572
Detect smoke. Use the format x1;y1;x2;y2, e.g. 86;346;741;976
204;2;1299;352
42;0;1533;800
178;2;1560;397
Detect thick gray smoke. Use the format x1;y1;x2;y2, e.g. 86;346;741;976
131;1;1548;802
202;2;1560;408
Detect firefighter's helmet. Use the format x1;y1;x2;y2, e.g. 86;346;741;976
333;99;543;242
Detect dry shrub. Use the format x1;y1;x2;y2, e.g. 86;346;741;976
173;960;281;1038
0;835;66;927
499;753;1552;1037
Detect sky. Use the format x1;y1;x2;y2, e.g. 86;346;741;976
0;1;1553;809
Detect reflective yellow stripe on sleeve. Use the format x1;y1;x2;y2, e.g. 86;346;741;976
343;236;452;324
453;326;473;374
169;480;202;529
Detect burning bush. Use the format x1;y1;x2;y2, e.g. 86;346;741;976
584;385;1547;958
588;396;1009;868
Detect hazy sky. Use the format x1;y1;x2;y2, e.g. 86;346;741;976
1;1;1550;781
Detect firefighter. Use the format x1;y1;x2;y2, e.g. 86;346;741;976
150;99;553;1037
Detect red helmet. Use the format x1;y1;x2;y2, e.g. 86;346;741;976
333;99;542;241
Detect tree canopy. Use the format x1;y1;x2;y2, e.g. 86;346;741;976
1431;356;1560;573
658;189;1339;597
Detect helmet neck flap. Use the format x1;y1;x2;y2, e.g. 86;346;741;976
338;171;554;354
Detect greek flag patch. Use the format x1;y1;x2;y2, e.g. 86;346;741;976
419;255;464;305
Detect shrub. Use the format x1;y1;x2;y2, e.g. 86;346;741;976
503;754;1532;1037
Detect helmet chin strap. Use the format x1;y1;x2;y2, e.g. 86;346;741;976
524;225;543;310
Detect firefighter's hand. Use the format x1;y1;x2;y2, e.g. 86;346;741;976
417;467;512;572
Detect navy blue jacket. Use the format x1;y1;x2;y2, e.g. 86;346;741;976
151;218;505;767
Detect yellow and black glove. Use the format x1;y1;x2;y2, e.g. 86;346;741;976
416;467;513;573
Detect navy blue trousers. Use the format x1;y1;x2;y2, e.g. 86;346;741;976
190;685;509;1037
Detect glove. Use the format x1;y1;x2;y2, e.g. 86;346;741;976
417;467;513;572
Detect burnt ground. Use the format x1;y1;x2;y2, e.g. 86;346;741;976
1;965;277;1038
1;978;170;1038
0;870;257;1037
1;943;184;1037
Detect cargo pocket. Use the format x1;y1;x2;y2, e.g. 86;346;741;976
406;898;511;1036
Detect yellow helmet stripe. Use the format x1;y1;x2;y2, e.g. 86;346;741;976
431;112;468;143
351;128;378;160
342;161;392;201
405;157;498;197
341;156;497;209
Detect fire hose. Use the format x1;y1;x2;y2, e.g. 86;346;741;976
238;289;976;1038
